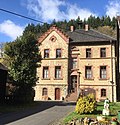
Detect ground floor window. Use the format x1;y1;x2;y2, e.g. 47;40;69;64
101;88;106;97
42;88;48;96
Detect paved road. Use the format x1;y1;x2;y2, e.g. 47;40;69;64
0;101;75;125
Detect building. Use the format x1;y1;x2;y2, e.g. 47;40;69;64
0;63;8;102
34;25;118;102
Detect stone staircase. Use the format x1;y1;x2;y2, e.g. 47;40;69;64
65;92;78;102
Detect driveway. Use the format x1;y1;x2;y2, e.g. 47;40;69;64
0;101;75;125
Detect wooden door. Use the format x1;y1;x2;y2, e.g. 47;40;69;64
55;88;60;100
71;75;77;92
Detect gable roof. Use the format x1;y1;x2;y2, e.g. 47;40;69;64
38;25;69;43
67;29;116;43
38;25;116;44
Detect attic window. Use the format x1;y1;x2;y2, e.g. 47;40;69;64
50;35;57;42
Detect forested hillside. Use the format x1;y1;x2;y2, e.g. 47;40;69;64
23;15;117;39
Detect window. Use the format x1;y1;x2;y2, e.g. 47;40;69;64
50;35;57;42
42;88;47;96
44;49;49;58
56;49;61;58
100;66;106;79
85;66;92;79
55;66;61;79
43;67;49;79
101;89;106;97
100;48;106;57
72;58;77;69
86;48;91;58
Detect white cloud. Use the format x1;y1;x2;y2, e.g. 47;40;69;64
106;0;120;18
66;4;97;21
0;20;24;40
26;0;97;22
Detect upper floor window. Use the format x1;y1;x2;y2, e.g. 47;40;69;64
56;49;61;58
72;58;77;69
43;66;49;79
42;88;48;96
86;48;91;58
85;66;92;79
100;66;106;79
55;66;61;79
101;89;106;97
100;48;106;57
44;49;49;58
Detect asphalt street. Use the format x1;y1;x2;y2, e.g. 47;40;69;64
0;101;75;125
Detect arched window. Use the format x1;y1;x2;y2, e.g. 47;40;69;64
101;89;106;97
42;88;47;96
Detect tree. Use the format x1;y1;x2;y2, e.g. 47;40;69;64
97;26;116;38
4;31;41;103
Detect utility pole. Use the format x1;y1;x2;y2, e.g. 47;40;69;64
117;16;120;101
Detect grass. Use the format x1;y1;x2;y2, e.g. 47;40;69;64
62;102;120;124
0;101;41;113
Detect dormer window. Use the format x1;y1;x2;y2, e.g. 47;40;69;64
44;49;49;58
56;49;61;58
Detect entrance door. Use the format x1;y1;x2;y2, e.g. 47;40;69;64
55;88;60;100
71;75;77;92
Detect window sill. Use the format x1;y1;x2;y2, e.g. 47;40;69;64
54;78;63;80
101;96;106;98
43;57;50;59
100;57;106;58
84;78;94;80
99;78;108;80
42;78;50;80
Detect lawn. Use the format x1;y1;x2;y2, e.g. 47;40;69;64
62;102;120;124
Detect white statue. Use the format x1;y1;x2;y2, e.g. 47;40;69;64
104;98;109;110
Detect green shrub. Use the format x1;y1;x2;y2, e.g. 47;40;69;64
75;94;96;114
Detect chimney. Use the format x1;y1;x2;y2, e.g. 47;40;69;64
70;25;74;32
85;24;89;31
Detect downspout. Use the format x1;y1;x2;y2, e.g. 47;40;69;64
110;40;114;102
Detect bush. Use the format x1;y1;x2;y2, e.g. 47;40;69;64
13;87;35;103
75;94;96;114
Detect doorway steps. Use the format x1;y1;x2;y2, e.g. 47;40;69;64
65;92;78;102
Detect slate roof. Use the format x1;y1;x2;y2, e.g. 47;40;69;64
66;29;116;43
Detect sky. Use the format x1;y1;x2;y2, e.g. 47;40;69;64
0;0;120;43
